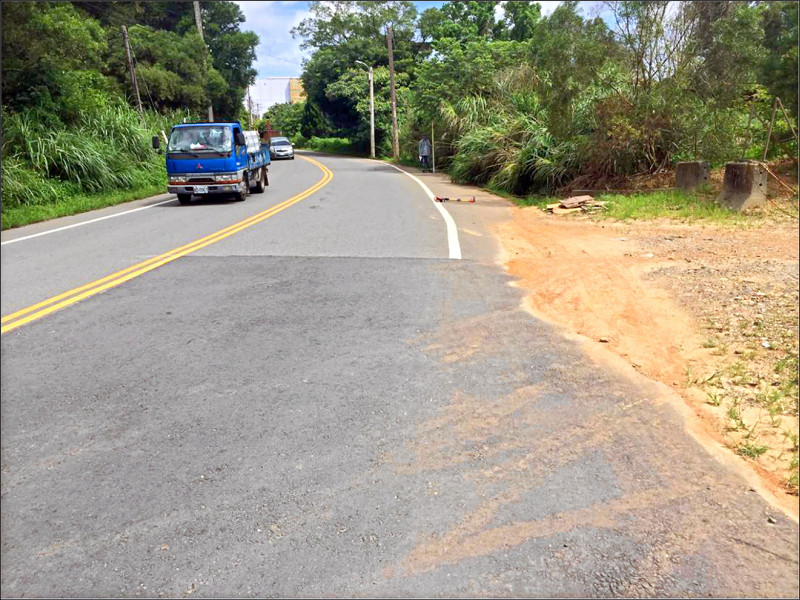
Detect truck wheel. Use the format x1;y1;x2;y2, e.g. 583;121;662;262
254;168;266;193
236;176;248;202
177;193;192;205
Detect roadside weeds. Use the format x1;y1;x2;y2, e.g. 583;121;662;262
1;183;167;230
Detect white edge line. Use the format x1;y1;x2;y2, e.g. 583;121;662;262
386;164;461;260
1;197;176;246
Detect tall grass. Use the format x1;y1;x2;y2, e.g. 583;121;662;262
1;103;187;212
439;66;584;195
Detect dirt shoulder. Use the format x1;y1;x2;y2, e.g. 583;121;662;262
494;210;799;511
395;161;798;519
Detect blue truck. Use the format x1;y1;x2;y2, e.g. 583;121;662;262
152;122;270;204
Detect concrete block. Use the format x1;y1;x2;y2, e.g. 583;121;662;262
718;162;767;211
675;161;710;191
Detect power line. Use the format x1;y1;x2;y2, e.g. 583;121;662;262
77;2;189;28
257;53;304;68
128;43;159;114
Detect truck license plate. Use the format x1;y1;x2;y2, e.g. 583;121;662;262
193;185;209;194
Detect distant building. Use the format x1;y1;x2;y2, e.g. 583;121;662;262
289;79;305;104
249;77;305;117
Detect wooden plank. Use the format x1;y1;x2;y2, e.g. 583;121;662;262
560;195;594;208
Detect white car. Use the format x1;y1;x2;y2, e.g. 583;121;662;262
269;137;295;160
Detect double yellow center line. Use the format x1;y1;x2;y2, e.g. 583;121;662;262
1;155;333;335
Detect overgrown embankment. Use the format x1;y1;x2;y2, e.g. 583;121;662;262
1;106;180;229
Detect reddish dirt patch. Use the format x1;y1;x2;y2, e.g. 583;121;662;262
493;209;799;518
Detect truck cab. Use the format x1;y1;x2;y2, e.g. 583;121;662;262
157;122;269;204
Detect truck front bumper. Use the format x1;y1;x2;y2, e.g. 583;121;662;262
168;182;245;195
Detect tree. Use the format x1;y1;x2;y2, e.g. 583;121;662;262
74;0;258;120
293;1;419;136
199;1;259;121
1;2;107;119
533;2;619;137
265;102;306;140
760;1;798;117
682;1;764;105
300;101;330;138
138;1;195;32
413;38;527;125
326;66;409;152
501;1;542;41
435;1;500;41
113;26;227;114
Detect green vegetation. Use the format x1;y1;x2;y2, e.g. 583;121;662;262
789;455;799;490
598;190;754;224
737;441;769;459
775;353;800;417
303;137;359;155
1;183;166;230
1;1;259;228
0;103;182;228
291;0;798;199
706;391;723;407
2;1;798;226
261;102;306;143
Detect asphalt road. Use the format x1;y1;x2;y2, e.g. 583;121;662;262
1;153;798;597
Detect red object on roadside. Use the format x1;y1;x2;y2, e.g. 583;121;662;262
434;196;475;203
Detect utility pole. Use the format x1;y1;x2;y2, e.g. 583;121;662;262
193;1;214;122
367;66;375;159
121;26;143;117
193;0;204;41
386;25;399;161
247;87;254;129
431;122;436;174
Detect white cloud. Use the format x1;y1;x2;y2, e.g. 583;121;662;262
495;1;506;22
236;1;312;114
235;1;311;77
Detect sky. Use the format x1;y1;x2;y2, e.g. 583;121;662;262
236;1;566;114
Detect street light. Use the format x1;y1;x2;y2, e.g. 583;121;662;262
355;60;375;159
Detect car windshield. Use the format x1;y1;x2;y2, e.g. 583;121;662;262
272;140;291;147
168;126;232;153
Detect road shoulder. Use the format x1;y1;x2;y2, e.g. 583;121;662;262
389;164;799;520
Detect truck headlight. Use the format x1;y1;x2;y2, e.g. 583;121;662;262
168;175;186;184
215;174;240;183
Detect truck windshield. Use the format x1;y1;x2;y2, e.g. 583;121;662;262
168;126;232;154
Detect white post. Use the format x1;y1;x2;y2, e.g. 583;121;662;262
368;67;375;159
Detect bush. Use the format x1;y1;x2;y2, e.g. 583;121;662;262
439;68;584;195
305;137;359;155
